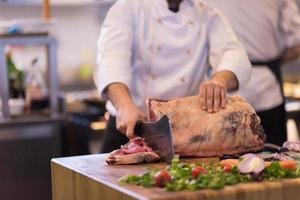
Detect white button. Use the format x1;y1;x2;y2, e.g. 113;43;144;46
186;49;191;55
157;18;162;24
198;2;203;7
157;45;162;52
151;74;157;80
180;77;185;83
189;20;194;25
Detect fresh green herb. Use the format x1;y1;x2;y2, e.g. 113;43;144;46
263;162;300;180
119;168;159;187
119;157;300;191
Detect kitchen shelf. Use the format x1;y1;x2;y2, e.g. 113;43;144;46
0;114;63;127
0;33;59;119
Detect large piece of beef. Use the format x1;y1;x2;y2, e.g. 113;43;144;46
148;95;266;157
105;137;159;165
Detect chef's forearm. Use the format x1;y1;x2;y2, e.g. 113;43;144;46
105;83;135;110
282;45;300;64
211;70;239;91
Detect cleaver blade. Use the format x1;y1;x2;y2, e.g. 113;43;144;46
135;115;174;163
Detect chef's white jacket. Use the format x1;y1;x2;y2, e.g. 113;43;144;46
95;0;251;115
208;0;300;112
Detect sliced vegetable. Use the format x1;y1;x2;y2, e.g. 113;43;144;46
279;160;297;170
237;154;265;174
220;159;239;167
191;166;207;177
222;164;232;172
154;170;171;187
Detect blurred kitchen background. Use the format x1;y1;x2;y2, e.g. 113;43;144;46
0;0;113;200
1;0;300;200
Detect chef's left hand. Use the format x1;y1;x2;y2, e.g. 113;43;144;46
199;80;227;113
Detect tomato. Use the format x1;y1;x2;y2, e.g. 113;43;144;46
154;170;171;187
220;159;239;168
279;160;297;170
222;164;232;172
191;166;208;177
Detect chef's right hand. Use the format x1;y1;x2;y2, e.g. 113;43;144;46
116;103;146;139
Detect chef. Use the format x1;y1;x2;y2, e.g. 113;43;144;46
208;0;300;145
95;0;251;153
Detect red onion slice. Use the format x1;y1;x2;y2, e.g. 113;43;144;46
238;154;265;174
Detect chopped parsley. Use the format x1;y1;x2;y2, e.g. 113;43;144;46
119;156;300;191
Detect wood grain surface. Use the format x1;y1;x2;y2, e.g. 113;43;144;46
51;154;300;200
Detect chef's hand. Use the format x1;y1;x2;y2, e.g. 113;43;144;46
199;70;239;113
116;102;146;139
199;80;227;113
105;83;147;139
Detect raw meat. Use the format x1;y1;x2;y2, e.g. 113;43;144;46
147;95;266;157
256;153;294;161
283;141;300;152
105;137;159;165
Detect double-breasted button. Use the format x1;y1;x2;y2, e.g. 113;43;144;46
151;74;157;80
156;45;162;52
189;20;194;25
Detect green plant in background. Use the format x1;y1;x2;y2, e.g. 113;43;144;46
6;50;24;98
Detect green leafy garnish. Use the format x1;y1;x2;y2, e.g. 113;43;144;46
119;168;159;187
263;161;300;180
119;157;300;191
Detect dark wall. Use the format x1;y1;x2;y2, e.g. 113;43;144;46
0;121;61;200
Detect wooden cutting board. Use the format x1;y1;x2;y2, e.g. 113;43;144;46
51;154;300;200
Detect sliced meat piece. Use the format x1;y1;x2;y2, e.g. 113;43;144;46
283;151;300;160
147;95;266;157
105;137;160;165
283;141;300;152
255;153;294;161
106;152;159;165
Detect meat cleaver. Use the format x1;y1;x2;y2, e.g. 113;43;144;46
135;115;175;163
